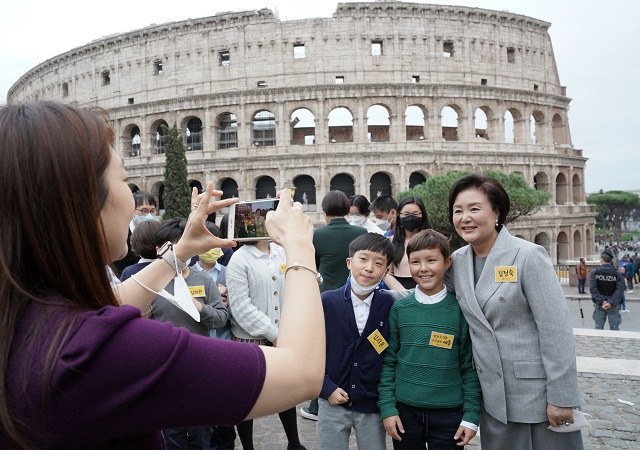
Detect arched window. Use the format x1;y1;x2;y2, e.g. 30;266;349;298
218;113;238;149
534;232;551;256
186;118;203;151
330;173;355;198
328;107;354;143
530;111;544;145
370;172;392;200
475;108;489;140
533;171;550;193
252;111;276;147
409;172;427;188
367;105;390;142
557;231;569;262
504;110;515;143
556;173;568;205
293;175;316;211
290;108;315;145
189;180;203;194
552;113;566;145
130;126;141;157
441;106;459;141
573;230;582;259
220;178;239;199
155;121;168;154
256;176;277;199
405;105;426;141
572;174;581;204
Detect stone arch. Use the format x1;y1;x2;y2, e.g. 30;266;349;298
330;173;356;198
290;108;315;145
573;229;582;258
219;177;239;199
557;231;569;262
184;116;203;151
409;171;428;188
552;113;566;145
534;232;551;256
504;107;523;144
405;104;426;141
533;171;550;193
367;104;391;142
151;181;164;210
255;175;277;199
572;174;581;203
127;183;140;193
556;172;568;205
328;106;354;143
441;104;462;141
189;179;203;193
252;110;276;147
150;119;168;154
530;110;545;145
515;234;527;240
293;174;316;210
217;112;238;149
474;106;493;140
370;172;392;200
123;123;141;157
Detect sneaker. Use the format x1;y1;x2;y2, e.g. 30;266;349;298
623;308;630;313
299;406;318;421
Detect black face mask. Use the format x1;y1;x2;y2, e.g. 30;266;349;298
399;216;423;232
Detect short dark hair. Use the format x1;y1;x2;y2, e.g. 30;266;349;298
601;251;613;263
219;213;229;239
448;173;510;227
392;196;431;266
322;190;350;216
133;191;157;208
156;218;187;247
350;195;371;215
406;229;451;261
348;233;395;266
370;195;398;214
204;221;222;238
130;220;161;259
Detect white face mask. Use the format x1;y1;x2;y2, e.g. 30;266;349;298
349;271;383;296
349;214;367;227
374;218;391;231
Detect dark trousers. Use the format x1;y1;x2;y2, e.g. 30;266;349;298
163;426;212;450
391;402;463;450
210;426;236;450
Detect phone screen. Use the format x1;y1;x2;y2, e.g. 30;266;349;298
230;199;279;241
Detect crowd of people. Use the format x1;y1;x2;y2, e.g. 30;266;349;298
0;101;585;450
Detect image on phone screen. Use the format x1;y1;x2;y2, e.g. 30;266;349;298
228;199;279;241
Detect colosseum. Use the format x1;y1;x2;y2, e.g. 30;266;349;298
8;0;596;263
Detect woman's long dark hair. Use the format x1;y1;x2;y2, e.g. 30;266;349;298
0;102;119;448
392;196;431;267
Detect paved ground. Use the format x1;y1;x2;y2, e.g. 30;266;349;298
242;286;640;449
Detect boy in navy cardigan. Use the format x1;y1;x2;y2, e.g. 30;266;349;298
318;233;395;450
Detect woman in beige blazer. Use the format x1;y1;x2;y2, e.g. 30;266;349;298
448;174;583;450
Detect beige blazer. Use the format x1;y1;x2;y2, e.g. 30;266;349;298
451;227;581;424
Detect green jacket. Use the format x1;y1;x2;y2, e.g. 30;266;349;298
313;218;367;292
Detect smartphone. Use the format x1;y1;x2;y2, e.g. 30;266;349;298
227;198;279;241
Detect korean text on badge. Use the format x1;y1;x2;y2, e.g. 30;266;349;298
429;331;454;349
367;329;389;354
494;266;517;283
188;285;205;297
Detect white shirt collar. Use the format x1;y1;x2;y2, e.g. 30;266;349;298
245;243;272;259
351;291;374;308
415;285;448;305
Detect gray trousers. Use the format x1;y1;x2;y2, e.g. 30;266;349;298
479;409;584;450
317;398;386;450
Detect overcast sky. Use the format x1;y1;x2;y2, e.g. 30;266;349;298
1;0;637;192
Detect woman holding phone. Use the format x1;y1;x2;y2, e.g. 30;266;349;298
0;101;324;449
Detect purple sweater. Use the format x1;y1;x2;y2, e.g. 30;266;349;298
4;301;266;449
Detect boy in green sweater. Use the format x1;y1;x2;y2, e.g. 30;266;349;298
378;229;482;449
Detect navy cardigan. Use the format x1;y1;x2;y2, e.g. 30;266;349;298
321;282;395;413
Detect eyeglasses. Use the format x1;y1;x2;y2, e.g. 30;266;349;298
135;208;157;215
399;212;422;218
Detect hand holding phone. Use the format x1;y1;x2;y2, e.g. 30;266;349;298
227;198;280;241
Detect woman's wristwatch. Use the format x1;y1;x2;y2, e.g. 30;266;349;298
157;241;188;272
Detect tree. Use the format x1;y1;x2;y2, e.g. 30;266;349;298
396;171;551;250
587;191;640;239
162;124;191;219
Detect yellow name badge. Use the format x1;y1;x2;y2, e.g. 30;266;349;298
495;266;517;283
280;263;287;274
188;285;205;297
367;329;389;354
429;331;454;349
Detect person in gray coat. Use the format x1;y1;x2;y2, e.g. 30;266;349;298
448;174;583;450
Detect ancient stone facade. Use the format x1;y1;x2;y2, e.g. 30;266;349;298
8;1;596;262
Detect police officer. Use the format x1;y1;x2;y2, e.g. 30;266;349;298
590;251;625;330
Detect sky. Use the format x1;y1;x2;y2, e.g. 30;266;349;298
1;0;638;192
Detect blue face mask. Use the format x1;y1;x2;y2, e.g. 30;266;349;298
134;213;155;225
